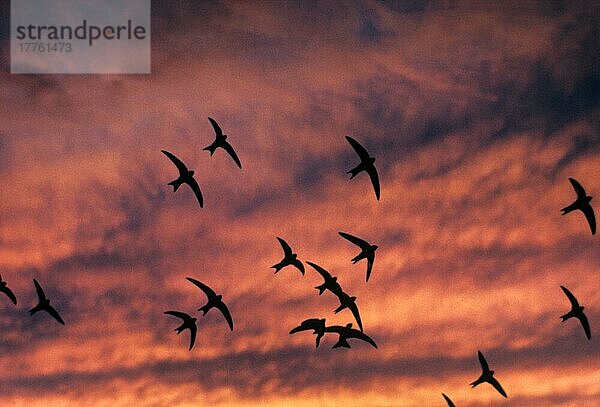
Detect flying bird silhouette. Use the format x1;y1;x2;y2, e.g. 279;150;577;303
0;274;17;305
338;231;378;282
186;277;233;331
441;393;456;407
271;237;305;275
345;136;380;200
164;310;198;350
289;318;326;348
306;261;343;296
560;285;591;340
323;323;377;349
29;279;64;325
161;150;204;208
561;177;595;235
332;291;364;332
203;117;242;169
470;351;507;398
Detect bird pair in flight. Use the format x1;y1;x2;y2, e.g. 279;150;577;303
164;277;233;350
0;276;64;325
162;117;242;208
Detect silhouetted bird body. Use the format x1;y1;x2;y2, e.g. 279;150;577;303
470;351;507;398
345;136;380;200
289;318;326;347
324;323;377;349
0;274;17;305
164;311;198;350
339;231;378;281
271;237;305;275
442;393;456;407
29;279;64;325
306;261;343;296
561;177;595;235
204;117;242;169
560;285;591;340
186;277;233;330
161;150;204;207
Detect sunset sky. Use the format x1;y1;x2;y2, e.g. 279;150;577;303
0;1;599;406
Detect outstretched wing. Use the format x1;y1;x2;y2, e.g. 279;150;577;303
33;279;46;301
560;285;580;308
348;328;377;348
366;165;381;200
441;393;456;407
188;321;197;350
345;136;371;162
477;351;489;372
164;310;191;321
216;301;234;331
338;231;370;249
45;305;65;325
222;140;242;169
161;150;189;174
581;203;596;235
365;255;374;282
568;177;587;199
576;312;592;340
1;286;17;305
186;277;217;299
306;261;333;281
185;176;204;208
346;299;364;332
277;237;294;257
291;259;305;275
208;117;224;138
289;318;326;334
488;376;508;398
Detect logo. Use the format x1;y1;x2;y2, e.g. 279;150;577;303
11;0;151;74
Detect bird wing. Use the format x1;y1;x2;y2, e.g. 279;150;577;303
442;393;456;407
338;231;370;249
1;286;17;305
581;203;596;235
222;140;242;169
161;150;189;174
345;136;371;162
488;376;507;398
576;311;592;340
186;277;217;299
208;117;224;138
365;254;374;282
366;165;381;200
347;299;364;332
568;177;587;199
347;327;377;348
478;351;489;372
560;285;580;308
185;176;204;208
292;259;305;275
33;279;46;301
216;301;234;331
164;310;191;321
277;237;294;257
306;261;333;281
46;305;65;325
188;320;197;350
289;318;325;334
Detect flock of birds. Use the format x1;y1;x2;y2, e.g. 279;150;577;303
1;116;596;405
